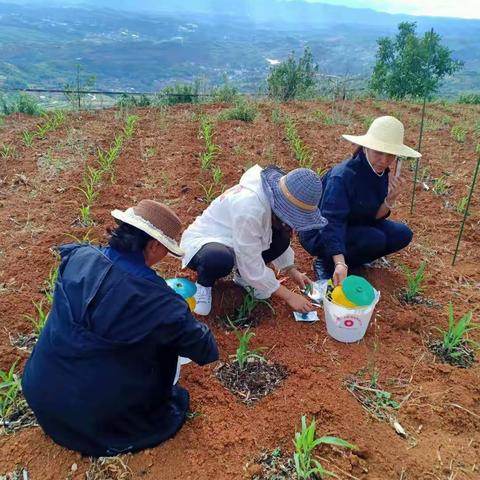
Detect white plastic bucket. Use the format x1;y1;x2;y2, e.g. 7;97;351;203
323;286;380;343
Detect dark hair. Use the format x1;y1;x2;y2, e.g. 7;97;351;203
352;145;363;158
108;221;153;253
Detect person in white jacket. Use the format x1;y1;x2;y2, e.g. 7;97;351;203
180;164;328;315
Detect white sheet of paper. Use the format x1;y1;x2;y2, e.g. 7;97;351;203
293;311;319;322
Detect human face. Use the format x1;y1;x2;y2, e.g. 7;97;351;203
364;147;396;174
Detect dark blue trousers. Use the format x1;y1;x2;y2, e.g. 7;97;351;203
318;220;413;275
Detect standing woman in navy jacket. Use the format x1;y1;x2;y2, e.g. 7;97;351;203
300;116;421;286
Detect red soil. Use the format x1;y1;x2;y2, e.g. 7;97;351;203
0;101;479;479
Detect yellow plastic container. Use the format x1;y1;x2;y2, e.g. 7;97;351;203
186;297;196;311
331;286;357;308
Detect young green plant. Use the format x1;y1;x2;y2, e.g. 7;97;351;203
0;143;16;160
400;261;427;302
0;361;22;426
235;330;265;369
25;300;49;335
435;303;478;359
293;415;356;480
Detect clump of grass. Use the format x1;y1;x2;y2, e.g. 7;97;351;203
271;108;283;124
0;361;22;428
0;143;16;160
293;416;356;480
450;125;467;143
456;196;468;214
400;261;427;303
220;100;257;122
430;303;478;368
199;182;219;204
312;109;334;125
235;330;265;369
22;130;35;147
223;288;275;329
24;299;49;335
432;175;449;195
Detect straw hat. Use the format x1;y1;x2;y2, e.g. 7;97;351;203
261;166;327;232
342;116;421;158
111;200;184;257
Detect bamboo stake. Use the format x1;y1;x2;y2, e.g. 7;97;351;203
452;149;480;265
410;28;434;214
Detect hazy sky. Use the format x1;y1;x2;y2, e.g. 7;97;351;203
306;0;480;19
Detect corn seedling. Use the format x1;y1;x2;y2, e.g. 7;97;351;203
293;416;356;480
25;299;49;335
77;181;98;205
433;303;478;364
0;361;22;425
79;205;93;227
199;118;215;144
212;165;223;185
271;108;283;124
400;261;427;302
123;115;138;138
43;264;59;305
313;110;334;125
86;165;103;186
0;143;15;160
64;229;95;244
199;149;218;170
284;116;314;168
456;196;468;214
22;130;35;147
235;330;265;369
450;125;467;143
316;166;328;177
432;175;449;195
199;182;219;204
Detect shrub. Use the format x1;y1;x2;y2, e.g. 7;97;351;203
267;48;318;101
211;80;239;103
451;125;467;143
458;93;480;104
159;81;200;105
0;93;44;116
219;100;257;122
116;94;151;108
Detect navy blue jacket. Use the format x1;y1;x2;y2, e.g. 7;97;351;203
300;151;389;258
22;244;218;457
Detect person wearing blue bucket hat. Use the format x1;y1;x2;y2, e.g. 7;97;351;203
299;115;419;287
181;164;327;315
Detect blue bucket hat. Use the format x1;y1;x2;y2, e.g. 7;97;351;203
260;165;327;232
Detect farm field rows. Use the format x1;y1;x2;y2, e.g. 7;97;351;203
0;99;479;479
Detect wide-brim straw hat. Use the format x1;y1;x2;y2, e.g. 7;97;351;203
342;115;421;158
261;166;327;232
111;200;184;257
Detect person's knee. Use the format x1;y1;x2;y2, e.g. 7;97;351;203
356;229;387;257
391;224;413;251
201;248;234;277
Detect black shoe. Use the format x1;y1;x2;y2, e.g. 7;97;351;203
313;258;330;281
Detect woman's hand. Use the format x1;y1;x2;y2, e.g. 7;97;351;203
286;291;315;313
386;176;406;204
287;267;313;290
333;263;348;287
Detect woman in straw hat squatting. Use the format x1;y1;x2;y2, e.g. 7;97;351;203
22;200;218;457
180;164;328;316
300;116;420;286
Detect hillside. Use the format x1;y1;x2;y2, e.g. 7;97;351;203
0;99;479;478
0;1;479;96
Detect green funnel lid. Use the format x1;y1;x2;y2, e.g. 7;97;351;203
342;275;375;306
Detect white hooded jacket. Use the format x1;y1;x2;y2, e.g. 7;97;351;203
181;165;294;296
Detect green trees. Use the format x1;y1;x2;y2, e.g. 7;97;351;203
267;48;318;101
369;22;463;100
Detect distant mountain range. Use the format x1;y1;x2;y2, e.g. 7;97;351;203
0;0;479;97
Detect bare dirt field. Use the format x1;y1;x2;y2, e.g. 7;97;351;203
0;99;479;479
